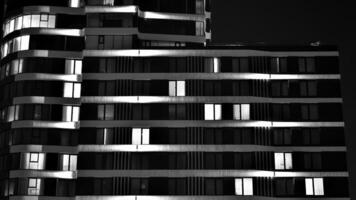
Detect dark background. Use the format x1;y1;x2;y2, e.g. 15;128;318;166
212;0;356;198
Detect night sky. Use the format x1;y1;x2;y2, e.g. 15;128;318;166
212;0;356;198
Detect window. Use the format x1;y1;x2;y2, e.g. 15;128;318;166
103;0;114;5
213;57;220;73
169;81;186;96
69;0;81;7
28;178;40;195
132;128;150;145
1;35;30;58
6;106;15;122
62;106;80;122
305;178;324;196
298;58;316;73
235;178;253;195
204;104;222;120
65;60;82;74
61;154;77;171
98;105;114;120
300;81;317;96
196;21;204;36
274;153;293;170
301;104;318;120
27;152;44;169
63;82;81;98
233;104;250;120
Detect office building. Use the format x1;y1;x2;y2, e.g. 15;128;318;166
0;0;349;199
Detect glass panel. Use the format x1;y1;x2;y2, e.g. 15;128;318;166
48;15;56;28
243;178;253;195
62;106;72;122
28;178;37;187
69;155;77;171
214;104;222;120
98;105;105;120
132;128;142;144
313;178;324;196
20;35;30;51
177;81;185;96
31;15;40;27
213;57;220;73
169;81;176;96
241;104;250;120
6;106;15;122
69;0;81;7
233;105;241;120
274;153;285;170
72;107;80;121
105;105;114;120
30;153;39;162
65;60;75;74
234;178;242;195
305;178;314;195
63;82;73;97
23;15;31;28
142;128;150;144
13;37;21;52
73;83;81;98
15;16;23;30
62;154;69;170
75;60;83;74
9;19;14;33
204;104;214;120
285;153;293;170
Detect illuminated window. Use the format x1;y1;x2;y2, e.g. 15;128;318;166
28;153;44;169
65;60;82;74
63;82;81;98
6;106;15;122
235;178;253;195
169;81;185;96
62;106;80;122
233;104;250;120
132;128;150;145
213;57;220;73
204;104;222;120
28;178;40;195
69;0;81;7
305;178;324;196
274;153;293;170
61;154;77;171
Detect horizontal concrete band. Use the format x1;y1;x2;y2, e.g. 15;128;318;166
8;196;352;200
14;73;82;82
77;170;348;178
11;121;79;129
10;170;76;179
11;28;206;43
9;145;346;154
11;96;342;105
19;5;206;21
81;96;342;104
9;72;341;82
13;97;81;105
9;169;348;179
83;73;341;80
80;121;345;128
14;50;338;60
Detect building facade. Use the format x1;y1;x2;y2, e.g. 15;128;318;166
0;0;349;199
